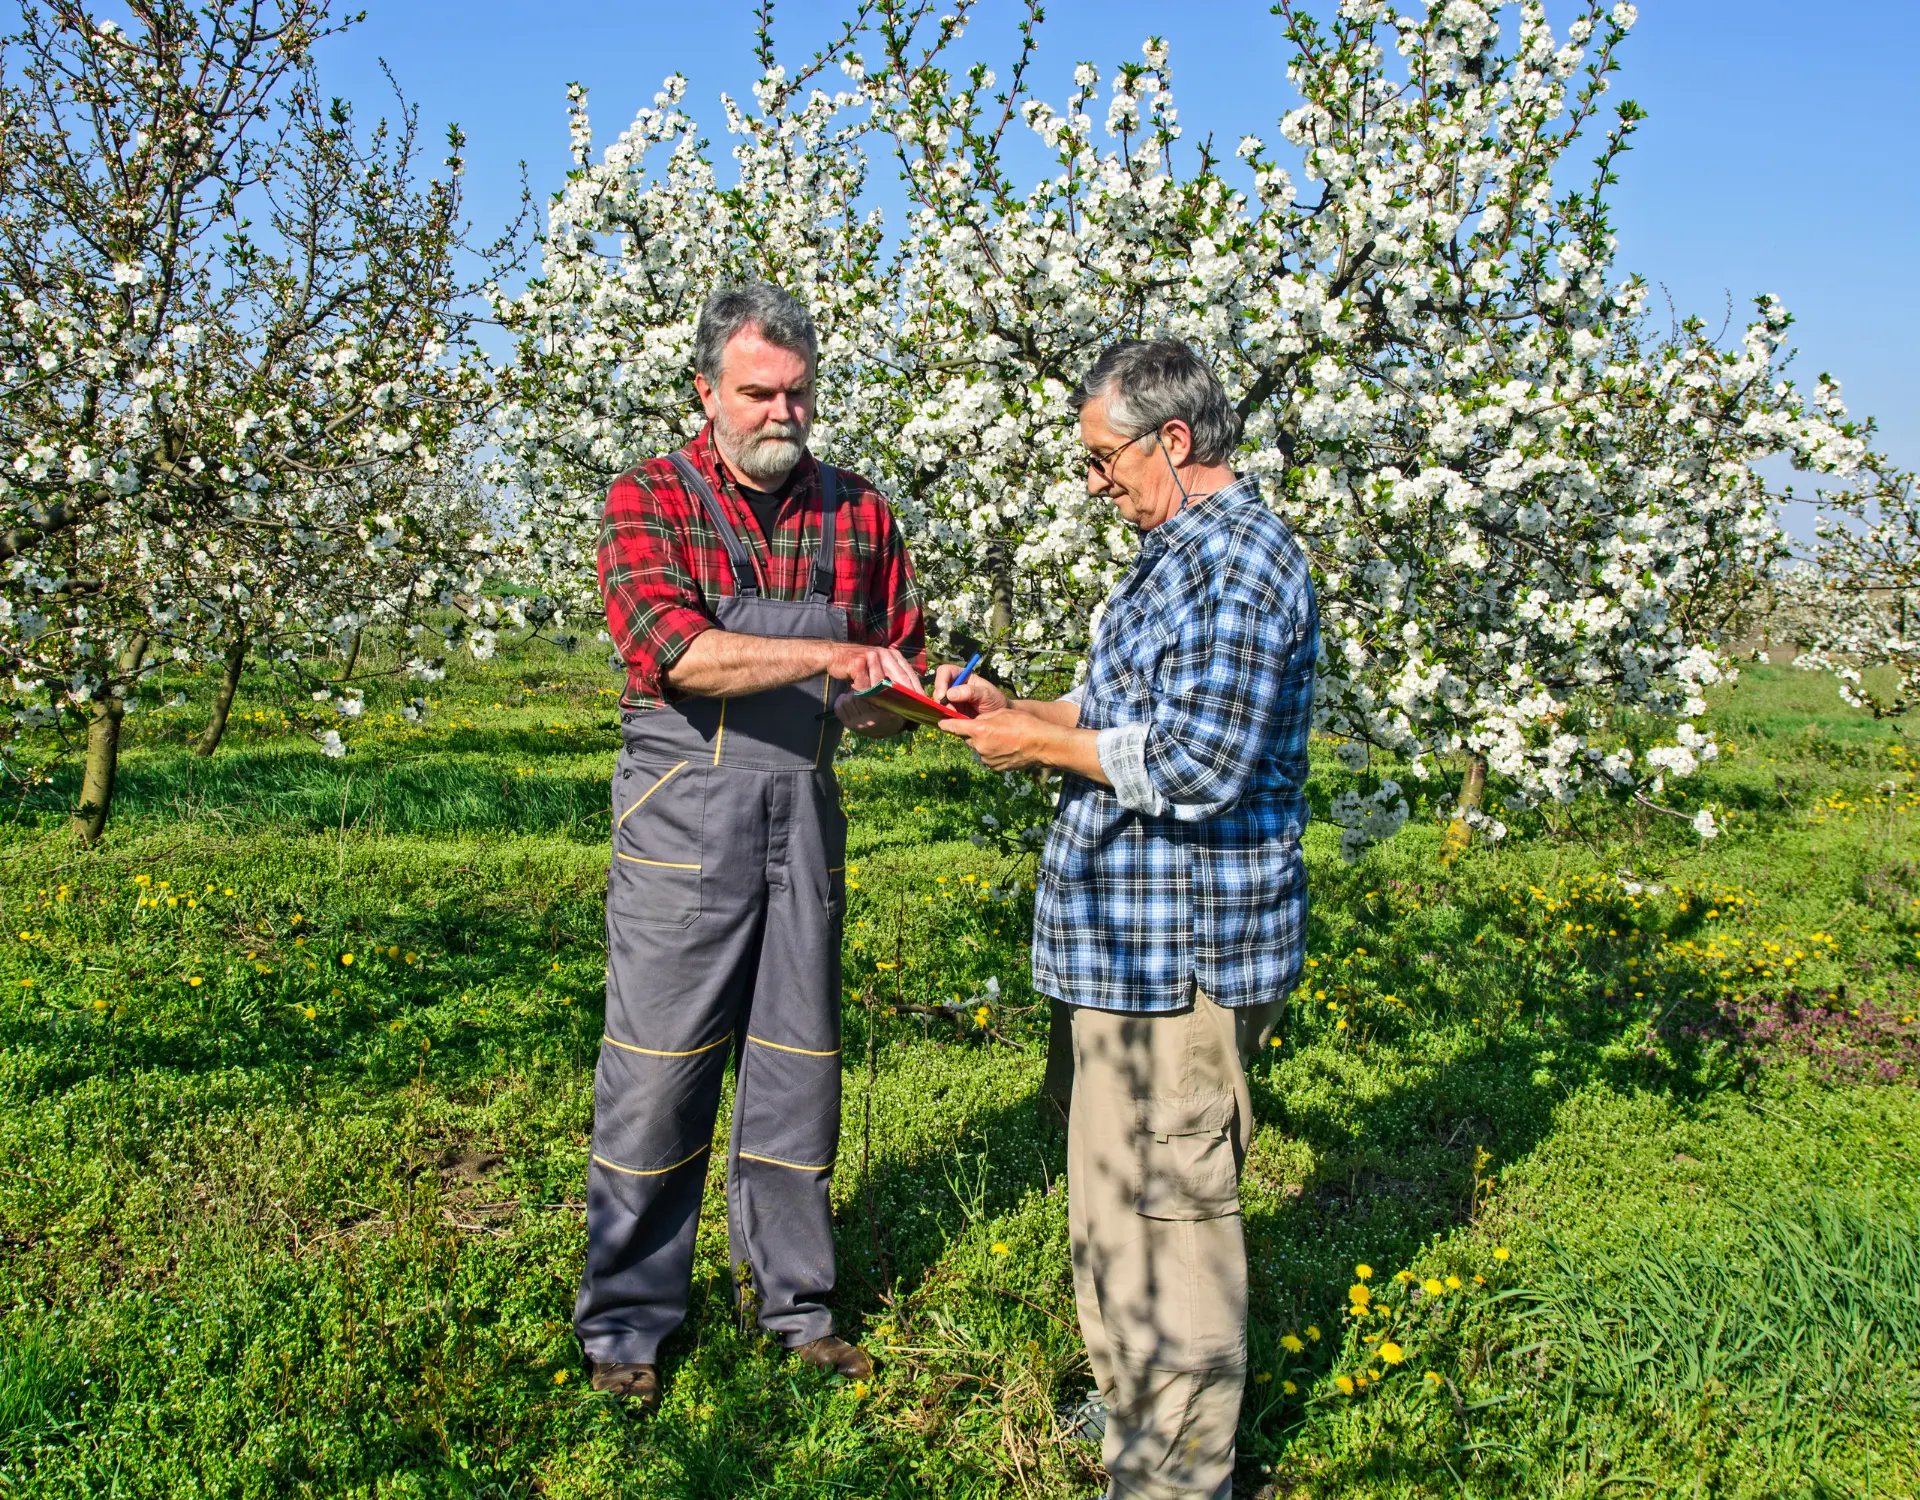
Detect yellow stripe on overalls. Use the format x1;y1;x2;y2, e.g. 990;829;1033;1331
592;1144;710;1177
745;1033;840;1057
617;760;689;827
736;1150;833;1172
602;1032;730;1058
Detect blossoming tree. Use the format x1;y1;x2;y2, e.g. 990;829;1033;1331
0;0;508;838
493;0;1880;853
1786;461;1920;722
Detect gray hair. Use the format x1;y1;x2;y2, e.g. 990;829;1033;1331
694;283;818;384
1070;339;1242;466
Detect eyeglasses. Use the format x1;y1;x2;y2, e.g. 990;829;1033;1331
1084;427;1159;481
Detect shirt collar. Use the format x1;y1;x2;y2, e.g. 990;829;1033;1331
1138;472;1260;557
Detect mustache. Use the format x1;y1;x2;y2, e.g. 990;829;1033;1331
745;423;805;445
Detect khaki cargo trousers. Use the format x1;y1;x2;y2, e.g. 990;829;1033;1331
1066;986;1282;1500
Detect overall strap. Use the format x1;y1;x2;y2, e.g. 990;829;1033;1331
667;451;759;599
810;464;839;604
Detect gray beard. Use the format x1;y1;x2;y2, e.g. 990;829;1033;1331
716;413;809;488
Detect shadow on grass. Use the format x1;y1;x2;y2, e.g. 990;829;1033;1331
0;889;610;1104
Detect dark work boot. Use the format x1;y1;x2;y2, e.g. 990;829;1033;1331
790;1335;874;1380
587;1359;660;1410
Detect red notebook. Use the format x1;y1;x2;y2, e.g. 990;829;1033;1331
851;679;973;725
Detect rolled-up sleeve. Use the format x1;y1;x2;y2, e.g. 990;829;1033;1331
1128;590;1301;822
596;471;715;700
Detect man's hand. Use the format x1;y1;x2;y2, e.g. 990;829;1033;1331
829;640;920;693
931;660;1009;715
835;690;906;738
827;640;919;737
937;706;1061;771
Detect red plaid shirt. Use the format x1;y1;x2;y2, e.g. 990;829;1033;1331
598;423;927;711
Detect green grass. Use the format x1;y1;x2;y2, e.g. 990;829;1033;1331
2;642;1917;1498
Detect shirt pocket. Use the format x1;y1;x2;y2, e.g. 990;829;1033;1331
609;759;706;927
1134;1090;1240;1221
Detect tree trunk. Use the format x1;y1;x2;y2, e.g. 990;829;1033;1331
339;626;365;683
1442;753;1488;864
72;634;149;846
987;543;1013;641
1457;753;1488;814
194;630;248;757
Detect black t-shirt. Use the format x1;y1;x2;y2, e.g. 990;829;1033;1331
736;471;798;543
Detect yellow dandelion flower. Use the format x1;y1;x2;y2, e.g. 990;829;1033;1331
1493;1246;1512;1262
1379;1342;1406;1365
1307;1325;1321;1342
1348;1283;1371;1305
552;1370;569;1385
1280;1333;1305;1354
187;976;204;988
1281;1379;1297;1395
990;1242;1010;1256
852;1380;870;1399
303;1006;317;1020
339;953;354;966
1423;1278;1445;1297
1445;1275;1463;1291
1253;1371;1271;1385
1424;1371;1443;1387
975;1006;991;1028
1355;1263;1373;1281
1334;1375;1355;1396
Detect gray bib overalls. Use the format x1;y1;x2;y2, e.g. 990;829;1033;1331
575;452;852;1365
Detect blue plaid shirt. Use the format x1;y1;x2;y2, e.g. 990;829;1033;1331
1032;475;1317;1013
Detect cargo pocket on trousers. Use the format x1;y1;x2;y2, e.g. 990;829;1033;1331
608;760;706;928
1135;1091;1240;1220
819;772;849;916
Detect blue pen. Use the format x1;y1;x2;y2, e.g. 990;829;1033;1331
946;651;984;698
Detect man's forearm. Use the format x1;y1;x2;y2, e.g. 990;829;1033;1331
1014;697;1082;728
665;629;834;698
1037;723;1109;784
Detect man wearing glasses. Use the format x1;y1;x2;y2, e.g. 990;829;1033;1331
937;340;1318;1500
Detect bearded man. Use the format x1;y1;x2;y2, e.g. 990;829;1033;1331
576;284;925;1408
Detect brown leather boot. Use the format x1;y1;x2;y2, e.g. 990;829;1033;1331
587;1359;660;1409
790;1335;874;1380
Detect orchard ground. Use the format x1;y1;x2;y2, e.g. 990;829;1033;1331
2;639;1917;1499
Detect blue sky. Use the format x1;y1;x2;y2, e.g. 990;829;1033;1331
322;1;1917;495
